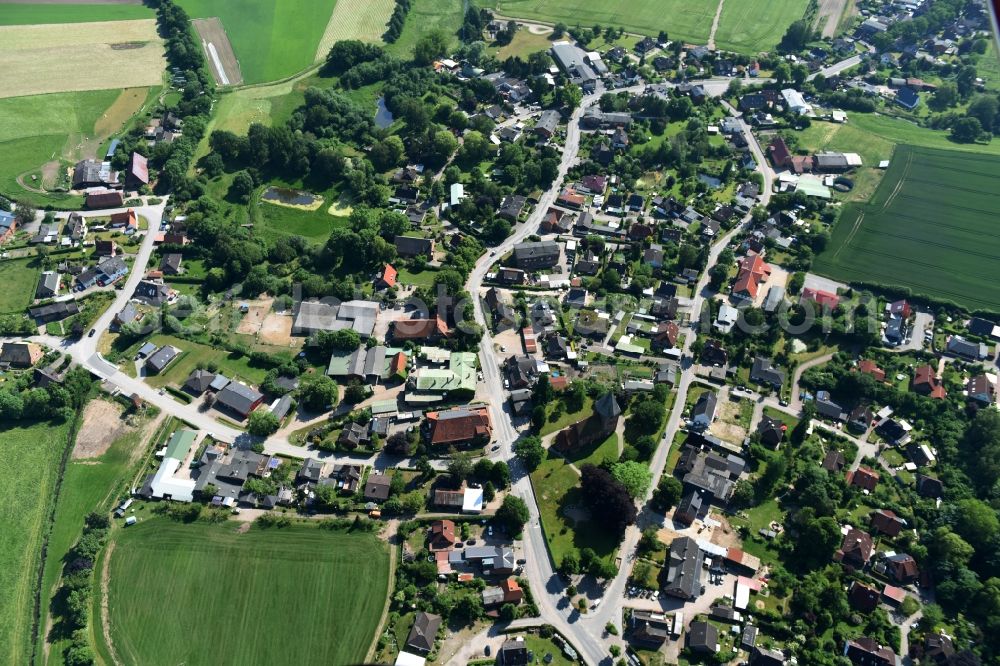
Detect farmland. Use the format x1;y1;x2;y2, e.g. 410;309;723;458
713;0;809;53
315;0;396;56
0;257;41;313
0;420;74;666
176;0;338;84
102;519;390;666
813;145;1000;311
0;20;165;98
0;2;153;25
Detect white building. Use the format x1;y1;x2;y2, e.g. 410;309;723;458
781;88;813;115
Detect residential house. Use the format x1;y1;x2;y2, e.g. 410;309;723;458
690;391;718;429
364;473;392;502
133;280;173;306
757;415;786;447
732;254;771;302
663;536;704;600
822;450;847;473
674;490;705;525
499;194;527;221
426;406;492;446
124;152;149;189
395;235;435;258
947;335;988;361
967;374;996;405
428;520;457;551
844;637;897;666
0;210;16;244
498;638;529;666
405;612;441;654
913;364;946;399
701;340;728;367
814;390;846;421
377;263;397;289
875;418;911;446
678;447;742;503
686;621;718;654
0;342;43;368
95;239;117;257
160;253;183;275
915;474;944;499
393;316;449;343
215;381;264;419
858;359;886;382
850;466;880;492
750;357;785;389
629;610;671;648
35;271;61;299
836;527;874;568
871;509;906;537
512;241;560;269
534;110;561;139
848;405;874;433
183;368;216;395
885;553;919;585
849;581;881;613
800;287;840;310
86;190;124;209
29;301;79;323
145;345;180;374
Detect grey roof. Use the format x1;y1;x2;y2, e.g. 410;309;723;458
692;391;718;422
665;536;703;599
406;612;442;653
270;394;293;421
763;285;785;312
216;381;263;416
146;345;179;373
535;110;561;136
98;256;128;279
363;345;387;377
115;302;140;326
183;368;216;394
160;253;182;273
512;240;560;265
298;458;325;484
947;335;987;359
294;299;378;337
687;621;718;651
750;357;786;388
133;280;171;305
36;271;60;298
550;41;597;83
594;392;622;422
394;235;434;256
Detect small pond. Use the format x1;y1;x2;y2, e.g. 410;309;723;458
261;187;320;206
375;96;394;129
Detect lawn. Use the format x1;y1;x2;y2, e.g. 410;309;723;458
257;198;350;243
385;0;465;58
0;3;153;25
103;519;389;666
142;334;274;388
494;30;554;60
397;266;440;288
814;145;1000;311
484;0;717;44
176;0;338;84
38;408;152;661
0;420;74;666
848;112;1000;156
530;449;621;567
522;634;578;666
713;0;809;53
0;257;40;313
539;396;593;436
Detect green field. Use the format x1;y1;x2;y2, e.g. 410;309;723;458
385;0;466;58
177;0;338;84
0;257;41;313
38;406;150;662
0;3;153;25
104;519;389;666
814;145;1000;311
485;0;716;44
141;333;273;388
0;420;74;666
257;199;350;243
713;0;809;53
0;89;124;206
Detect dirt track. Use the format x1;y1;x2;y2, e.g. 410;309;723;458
192;17;243;86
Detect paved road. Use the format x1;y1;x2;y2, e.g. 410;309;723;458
789;352;835;411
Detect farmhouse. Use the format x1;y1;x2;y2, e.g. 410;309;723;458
425;406;492;446
125;152;149;189
86;189;124;209
0;342;43;368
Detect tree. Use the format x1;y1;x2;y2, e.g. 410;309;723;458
298;374;339;412
448;453;474;483
514;435;545;470
248;409;280;436
229;170;255;203
792;514;841;569
580;464;636;535
496;495;530;534
779;20;811;51
651;476;682;512
967;95;999;133
499;603;518;622
611;462;652;499
560;552;580;575
730;479;755;509
630;399;665;435
413;29;448;66
344;382;369;404
950;117;983;143
370;136;406;171
708;264;729;290
929;81;959;111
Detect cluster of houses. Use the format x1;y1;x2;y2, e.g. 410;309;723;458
73;152;148;209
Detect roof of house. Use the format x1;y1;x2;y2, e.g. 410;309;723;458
406;612;441;653
0;342;42;367
687;620;718;651
426;406;492;444
127;152;149;184
838;527;874;565
395;235;434;255
146;345;179;373
365;473;392;500
665;536;704;599
216;381;263;416
751;357;785;387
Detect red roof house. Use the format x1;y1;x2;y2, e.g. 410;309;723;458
768;137;792;167
870;509;905;537
913;365;946;399
86;189;124;209
500;578;523;603
426;406;492;446
732;254;771;301
125;152;149;189
377;263;397;289
429;519;457;551
836;527;874;567
110;208;138;230
800;287;840;310
849;466;880;492
393;316;449;341
848;581;880;612
858;359;886;382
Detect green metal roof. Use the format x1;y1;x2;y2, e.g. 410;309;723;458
164;429;197;460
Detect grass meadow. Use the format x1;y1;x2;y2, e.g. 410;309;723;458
814;145;1000;311
257;199;350;244
315;0;395;56
0;3;153;25
104;519;390;666
38;409;152;663
176;0;338;83
0;257;41;313
139;333;274;388
0;420;74;666
713;0;809;53
529;433;622;568
385;0;466;58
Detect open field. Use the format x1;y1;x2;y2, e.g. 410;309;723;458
38;407;153;663
103;519;389;666
315;0;395;57
847;113;1000;156
177;0;337;84
486;0;716;45
192;17;242;86
257;199;350;243
0;2;151;25
494;29;554;60
0;420;74;666
714;0;809;53
814;145;1000;311
0;257;41;313
0;88;148;206
385;0;465;58
0;20;165;98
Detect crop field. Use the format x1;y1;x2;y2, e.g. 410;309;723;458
192;17;242;86
0;2;152;25
814;145;1000;311
385;0;465;58
103;519;390;666
0;420;74;666
485;0;716;46
315;0;395;57
713;0;809;52
0;20;165;98
0;257;41;312
177;0;337;84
